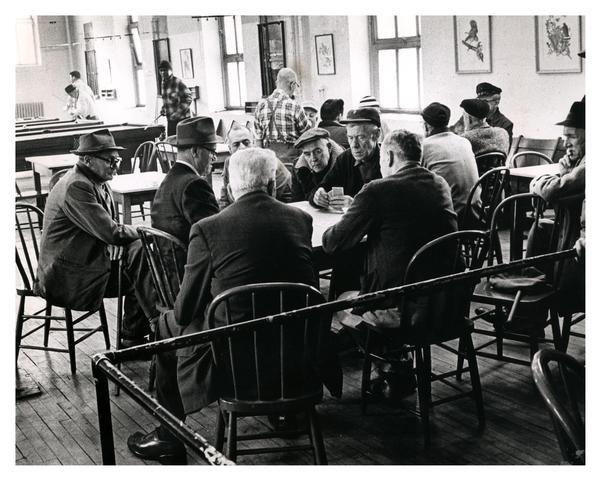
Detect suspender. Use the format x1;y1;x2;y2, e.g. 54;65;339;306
265;96;285;146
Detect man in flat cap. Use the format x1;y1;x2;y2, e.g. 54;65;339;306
530;101;585;314
254;67;311;163
318;98;349;148
476;82;513;144
219;123;293;208
421;102;480;224
158;60;193;136
460;98;510;159
151;117;220;255
35;129;156;347
302;100;320;128
311;107;382;210
65;83;98;120
291;127;344;202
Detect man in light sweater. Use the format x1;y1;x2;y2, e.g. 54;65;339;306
421;102;480;225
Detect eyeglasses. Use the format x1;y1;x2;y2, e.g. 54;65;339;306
198;145;217;159
94;154;122;168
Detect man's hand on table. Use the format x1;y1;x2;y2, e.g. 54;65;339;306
313;187;331;208
107;244;124;261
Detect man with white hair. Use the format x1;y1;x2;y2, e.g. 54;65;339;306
219;123;292;208
254;67;311;163
128;147;341;464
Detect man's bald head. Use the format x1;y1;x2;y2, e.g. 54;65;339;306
276;68;299;95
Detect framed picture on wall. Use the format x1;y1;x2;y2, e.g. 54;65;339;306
535;16;582;73
315;34;336;75
180;48;194;79
453;16;492;73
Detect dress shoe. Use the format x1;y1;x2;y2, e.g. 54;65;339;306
127;429;186;464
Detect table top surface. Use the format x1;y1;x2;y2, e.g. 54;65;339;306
509;163;560;179
17;123;158;141
25;154;77;169
109;171;166;194
290;201;344;248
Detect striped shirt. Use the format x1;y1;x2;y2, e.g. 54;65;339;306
254;89;310;144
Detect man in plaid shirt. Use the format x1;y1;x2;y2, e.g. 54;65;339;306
159;60;193;136
254;67;311;163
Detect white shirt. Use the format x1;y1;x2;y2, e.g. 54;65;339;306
69;88;98;119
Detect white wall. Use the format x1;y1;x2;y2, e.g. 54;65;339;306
421;16;585;138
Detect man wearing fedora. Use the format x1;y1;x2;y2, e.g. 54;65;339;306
35;129;157;347
151;116;219;249
311;107;382;210
158;60;193;136
530;100;585;314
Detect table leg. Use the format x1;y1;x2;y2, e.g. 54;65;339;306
32;166;44;210
122;198;132;225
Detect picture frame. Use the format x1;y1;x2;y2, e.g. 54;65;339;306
314;34;336;75
453;16;492;74
535;16;582;74
180;48;194;79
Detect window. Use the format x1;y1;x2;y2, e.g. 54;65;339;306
219;16;246;109
16;16;41;66
369;16;422;112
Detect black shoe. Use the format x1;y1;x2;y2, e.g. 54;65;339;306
127;430;186;464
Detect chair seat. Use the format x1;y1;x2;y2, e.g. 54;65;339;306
219;388;323;414
473;279;555;306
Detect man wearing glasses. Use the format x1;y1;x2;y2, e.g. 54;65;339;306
35;129;157;348
254;67;311;164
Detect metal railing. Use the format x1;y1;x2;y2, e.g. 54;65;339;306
92;248;576;465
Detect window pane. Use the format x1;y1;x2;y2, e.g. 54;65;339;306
376;16;396;39
16;17;38;65
224;16;237;55
227;62;241;106
378;49;397;108
397;48;420;110
396;16;417;37
235;16;244;54
136;69;146;106
131;26;143;65
238;62;247;105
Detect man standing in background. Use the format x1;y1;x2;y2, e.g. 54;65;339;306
159;60;193;136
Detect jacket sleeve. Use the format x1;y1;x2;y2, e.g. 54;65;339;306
530;160;585;202
174;224;213;328
322;183;374;254
181;177;220;225
62;180;138;245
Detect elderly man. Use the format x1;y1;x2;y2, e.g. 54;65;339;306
219;123;292;208
302;100;319;128
322;129;457;397
311;107;382;209
291;127;344;202
421;102;480;222
530;100;585;314
34;129;156;347
318;98;349;148
65;84;98;120
254;67;311;163
151;116;219;247
158;60;193;136
460;98;510;157
127;147;341;463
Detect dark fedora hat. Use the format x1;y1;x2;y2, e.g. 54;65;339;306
340;107;381;128
176;116;219;147
70;129;125;154
556;101;585;129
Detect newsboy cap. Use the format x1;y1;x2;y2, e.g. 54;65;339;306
421;102;451;128
460;99;490;119
476;82;502;97
556;101;585;129
340;107;381;128
293;127;331;149
65;84;76;94
302;101;318;113
175;116;219;147
158;60;172;70
70;129;125;154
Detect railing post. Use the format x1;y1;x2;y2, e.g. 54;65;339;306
93;357;116;465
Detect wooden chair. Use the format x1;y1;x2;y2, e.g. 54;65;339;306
508;135;563;164
474;151;507;177
131;141;157;173
48;168;70;191
208;282;329;464
508;150;553;168
15;203;110;374
462;167;511;231
15;180;48;210
531;349;584;464
469;193;563;366
358;230;488;447
155;142;177;173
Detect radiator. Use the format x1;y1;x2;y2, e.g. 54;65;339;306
15;102;44;120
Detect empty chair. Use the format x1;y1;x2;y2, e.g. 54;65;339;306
508;150;553;168
208;282;330;464
155;142;178;173
131;141;158;173
48;168;70;191
531;349;584;464
508;135;562;164
15;203;110;374
474;151;507;176
461;166;510;231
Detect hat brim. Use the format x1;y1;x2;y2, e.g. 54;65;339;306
69;145;125;154
340;118;380;127
176;134;223;147
555;119;584;128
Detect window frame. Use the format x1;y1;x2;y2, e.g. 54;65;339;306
218;15;246;110
16;16;42;67
368;16;422;114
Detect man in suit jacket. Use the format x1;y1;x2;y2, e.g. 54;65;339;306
151;116;219;246
128;147;342;464
35;129;157;345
